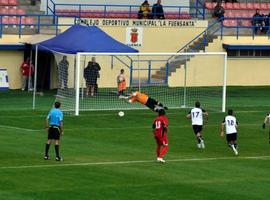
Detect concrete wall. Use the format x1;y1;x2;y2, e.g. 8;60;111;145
0;51;24;89
169;36;270;87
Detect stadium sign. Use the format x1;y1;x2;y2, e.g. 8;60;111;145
75;18;204;28
126;27;143;48
0;69;9;90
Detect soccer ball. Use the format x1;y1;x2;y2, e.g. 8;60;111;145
118;111;124;117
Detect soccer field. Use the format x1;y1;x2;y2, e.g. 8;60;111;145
0;87;270;200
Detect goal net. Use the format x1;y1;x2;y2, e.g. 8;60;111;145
52;52;227;115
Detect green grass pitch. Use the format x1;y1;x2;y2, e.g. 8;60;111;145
0;87;270;200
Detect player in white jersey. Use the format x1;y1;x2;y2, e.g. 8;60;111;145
262;113;270;144
186;101;208;149
221;109;238;155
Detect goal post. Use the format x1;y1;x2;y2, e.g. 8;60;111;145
53;52;227;115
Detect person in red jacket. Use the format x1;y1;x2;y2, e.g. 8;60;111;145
21;57;34;91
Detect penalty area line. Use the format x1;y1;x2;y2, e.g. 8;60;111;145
1;155;270;170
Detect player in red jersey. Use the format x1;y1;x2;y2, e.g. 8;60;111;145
152;109;169;163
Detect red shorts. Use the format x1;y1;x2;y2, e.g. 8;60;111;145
154;133;168;146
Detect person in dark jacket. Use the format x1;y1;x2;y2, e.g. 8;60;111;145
151;0;165;19
83;57;101;96
213;1;225;20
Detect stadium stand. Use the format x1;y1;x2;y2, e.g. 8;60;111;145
0;0;34;27
55;9;192;19
205;1;270;28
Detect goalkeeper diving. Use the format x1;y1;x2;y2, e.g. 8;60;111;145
119;91;168;112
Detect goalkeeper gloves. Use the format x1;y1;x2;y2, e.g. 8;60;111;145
262;123;266;129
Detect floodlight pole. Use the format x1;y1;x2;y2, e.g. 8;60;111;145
222;53;227;113
75;53;81;116
28;49;33;93
32;44;38;110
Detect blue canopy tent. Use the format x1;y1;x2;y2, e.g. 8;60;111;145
33;25;138;113
37;25;138;54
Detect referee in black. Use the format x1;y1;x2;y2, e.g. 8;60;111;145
44;102;64;161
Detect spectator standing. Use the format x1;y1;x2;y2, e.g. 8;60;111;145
213;1;225;20
83;57;101;96
151;0;165;19
253;9;262;34
58;55;69;89
117;69;126;96
21;57;34;91
138;0;151;19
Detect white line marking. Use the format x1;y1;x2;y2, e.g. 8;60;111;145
0;109;266;119
0;123;264;133
1;156;270;170
0;125;41;132
0;122;265;133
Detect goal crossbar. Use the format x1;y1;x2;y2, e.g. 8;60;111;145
73;52;227;115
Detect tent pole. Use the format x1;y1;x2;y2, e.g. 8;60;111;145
75;53;80;116
28;48;33;93
33;45;38;110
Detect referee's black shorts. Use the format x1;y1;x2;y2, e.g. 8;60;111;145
48;126;61;140
226;133;237;143
145;97;158;110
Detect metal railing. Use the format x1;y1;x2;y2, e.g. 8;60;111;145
0;14;74;38
220;17;270;39
46;0;205;19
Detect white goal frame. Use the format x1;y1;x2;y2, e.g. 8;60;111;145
75;52;227;116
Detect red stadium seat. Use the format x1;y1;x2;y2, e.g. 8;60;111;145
246;3;254;10
205;2;214;10
106;11;117;18
240;20;252;27
25;17;34;28
90;10;102;18
16;9;25;15
8;8;17;20
232;3;240;10
253;3;261;10
240;11;252;18
225;11;235;18
233;11;242;18
239;3;247;10
8;0;17;6
130;11;137;19
0;0;9;6
165;11;178;19
1;16;9;27
267;3;270;10
223;20;237;27
260;3;268;10
0;8;8;15
181;11;191;19
114;11;128;19
8;17;18;27
225;3;233;10
8;8;17;16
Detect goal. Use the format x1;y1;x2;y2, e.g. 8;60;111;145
51;52;227;115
